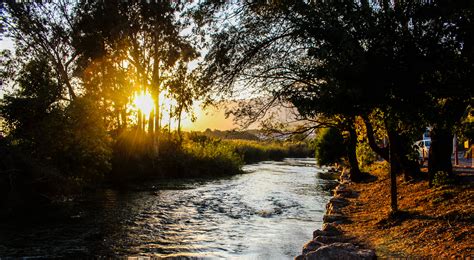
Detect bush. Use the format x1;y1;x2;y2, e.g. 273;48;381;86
314;128;346;166
356;141;378;171
59;97;112;182
110;133;313;182
432;171;456;187
227;140;313;163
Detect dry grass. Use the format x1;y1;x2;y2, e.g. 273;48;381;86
340;162;474;258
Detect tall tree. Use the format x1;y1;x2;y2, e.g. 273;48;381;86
197;0;473;212
73;1;197;133
168;61;197;140
3;1;80;100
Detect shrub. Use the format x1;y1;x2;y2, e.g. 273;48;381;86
356;141;378;171
314;128;346;166
60;97;112;182
432;171;456;187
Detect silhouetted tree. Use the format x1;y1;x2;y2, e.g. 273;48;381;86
196;0;473;212
73;1;197;133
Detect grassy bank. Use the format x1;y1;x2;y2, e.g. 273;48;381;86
338;162;473;258
0;130;313;207
110;131;313;183
225;139;313;163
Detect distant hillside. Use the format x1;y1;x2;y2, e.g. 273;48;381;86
201;129;261;140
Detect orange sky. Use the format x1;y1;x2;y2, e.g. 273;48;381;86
178;104;237;131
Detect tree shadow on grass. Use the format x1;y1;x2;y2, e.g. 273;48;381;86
376;209;473;229
376;210;432;229
354;172;378;183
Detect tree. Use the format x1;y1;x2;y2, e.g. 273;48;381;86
0;58;111;182
196;0;473;212
3;1;80;100
314;127;345;167
0;58;61;147
73;1;197;133
168;61;197;140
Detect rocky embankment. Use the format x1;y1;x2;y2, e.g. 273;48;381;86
296;169;376;260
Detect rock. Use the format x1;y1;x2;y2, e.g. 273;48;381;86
302;239;325;255
314;235;348;244
327;196;350;208
323;214;349;224
295;254;304;260
312;223;343;238
340;179;352;185
326;202;343;215
305;243;376;260
313;229;325;238
296;169;376;260
322;223;343;236
333;185;359;198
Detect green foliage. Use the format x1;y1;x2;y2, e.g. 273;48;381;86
228;140;312;163
60;97;112;181
432;171;456;187
111;132;313;182
0;59;112;191
200;129;260;141
1;59;61;141
182;139;243;176
356;142;378;171
314;128;346;167
111;131;243;181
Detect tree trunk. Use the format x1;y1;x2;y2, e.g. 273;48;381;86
428;127;453;186
388;136;398;213
346;122;363;181
177;109;182;143
155;94;160;133
138;111;143;131
152;33;161;136
121;107;127;129
148;110;154;133
168;104;172;134
387;128;400;212
362;115;389;161
116;109;121;130
386;125;420;181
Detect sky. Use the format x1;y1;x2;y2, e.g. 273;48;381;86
0;38;14;100
0;36;238;131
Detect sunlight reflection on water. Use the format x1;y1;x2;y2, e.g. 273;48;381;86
0;158;337;259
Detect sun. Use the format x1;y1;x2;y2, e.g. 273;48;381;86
133;91;154;116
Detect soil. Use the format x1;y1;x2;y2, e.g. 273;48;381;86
339;162;474;258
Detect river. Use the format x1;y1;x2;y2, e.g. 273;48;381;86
0;158;337;259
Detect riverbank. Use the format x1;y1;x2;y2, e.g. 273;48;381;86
297;161;473;258
296;168;376;259
1;132;313;209
337;162;473;258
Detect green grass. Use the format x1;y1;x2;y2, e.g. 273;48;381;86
110;131;314;182
225;139;313;163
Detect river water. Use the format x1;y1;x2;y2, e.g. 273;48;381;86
0;158;337;259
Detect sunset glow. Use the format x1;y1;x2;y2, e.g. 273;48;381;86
133;91;154;116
